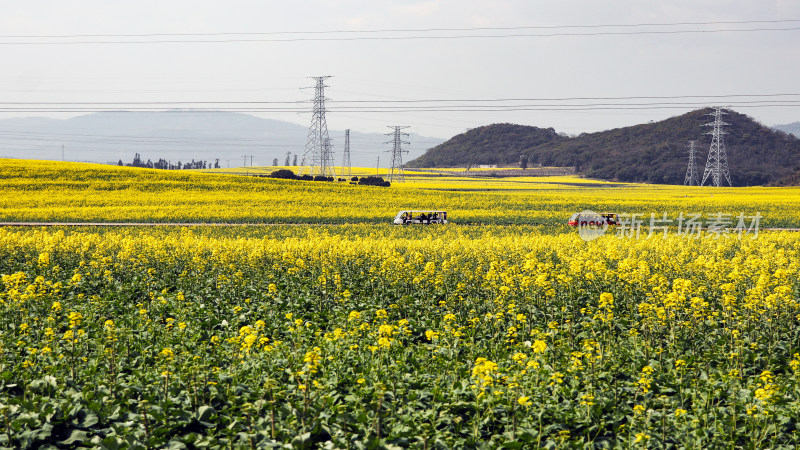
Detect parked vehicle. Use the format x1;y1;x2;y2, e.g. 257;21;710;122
394;210;448;225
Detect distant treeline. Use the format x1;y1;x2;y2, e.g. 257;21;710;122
268;169;391;187
118;153;220;170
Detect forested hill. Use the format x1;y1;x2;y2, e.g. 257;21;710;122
406;124;565;167
406;108;800;186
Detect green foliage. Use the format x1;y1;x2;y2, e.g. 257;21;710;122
358;176;390;187
269;169;297;179
406;124;563;168
407;109;800;186
2;226;800;447
770;167;800;187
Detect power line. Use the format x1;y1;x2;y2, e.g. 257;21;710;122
2;102;800;114
0;28;798;45
3;19;800;38
1;19;799;44
2;28;799;45
2;94;800;114
4;92;800;105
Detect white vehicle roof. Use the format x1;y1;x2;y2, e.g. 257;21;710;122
394;210;446;218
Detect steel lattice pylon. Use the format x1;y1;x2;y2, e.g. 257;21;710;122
385;126;409;182
341;129;351;178
700;107;732;187
323;137;333;175
299;76;335;177
684;140;700;186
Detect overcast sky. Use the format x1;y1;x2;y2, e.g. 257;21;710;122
2;0;800;139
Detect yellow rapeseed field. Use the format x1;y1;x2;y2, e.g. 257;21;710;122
2;158;800;227
1;158;800;447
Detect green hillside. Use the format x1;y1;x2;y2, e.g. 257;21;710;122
406;123;565;167
407;108;800;186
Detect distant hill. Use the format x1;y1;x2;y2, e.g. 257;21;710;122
0;111;444;168
406;123;565;167
406;108;800;186
774;122;800;138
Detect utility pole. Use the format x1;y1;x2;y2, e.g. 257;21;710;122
299;76;334;177
700;106;732;187
341;129;351;178
249;155;254;167
376;156;380;175
243;155;248;167
684;140;700;186
385;126;410;182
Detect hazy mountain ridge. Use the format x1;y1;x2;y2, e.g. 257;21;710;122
407;109;800;186
0;111;445;168
774;122;800;138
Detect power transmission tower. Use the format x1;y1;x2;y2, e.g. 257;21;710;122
341;129;351;178
284;151;291;166
385;126;410;182
299;76;335;177
700;106;732;187
323;138;333;177
684;140;700;186
292;154;298;166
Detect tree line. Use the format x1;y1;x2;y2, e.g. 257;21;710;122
118;153;220;170
269;169;391;187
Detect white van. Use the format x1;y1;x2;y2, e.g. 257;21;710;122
393;211;448;225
